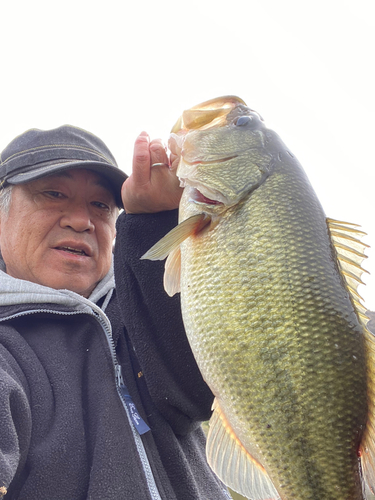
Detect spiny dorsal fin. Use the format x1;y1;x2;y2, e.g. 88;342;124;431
327;219;375;492
327;218;369;326
327;220;367;235
207;399;280;500
328;215;370;256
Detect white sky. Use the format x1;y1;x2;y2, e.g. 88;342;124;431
1;0;374;309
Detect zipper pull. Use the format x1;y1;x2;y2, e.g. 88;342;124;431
115;364;151;435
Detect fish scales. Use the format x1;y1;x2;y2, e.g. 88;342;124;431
179;149;367;499
143;96;372;500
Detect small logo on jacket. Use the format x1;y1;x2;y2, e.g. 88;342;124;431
129;402;141;425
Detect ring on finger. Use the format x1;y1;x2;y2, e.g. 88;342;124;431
151;162;169;168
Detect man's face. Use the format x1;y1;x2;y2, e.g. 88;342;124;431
0;169;117;297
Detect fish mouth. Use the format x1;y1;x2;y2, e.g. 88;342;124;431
170;96;247;133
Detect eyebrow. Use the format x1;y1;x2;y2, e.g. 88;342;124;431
47;170;113;192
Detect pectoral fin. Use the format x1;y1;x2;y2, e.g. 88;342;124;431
164;247;182;297
141;214;210;296
141;214;210;261
207;399;280;500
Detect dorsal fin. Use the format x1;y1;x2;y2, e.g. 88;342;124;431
327;218;369;325
207;399;280;500
327;219;375;492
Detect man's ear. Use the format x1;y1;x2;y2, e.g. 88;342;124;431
112;231;117;253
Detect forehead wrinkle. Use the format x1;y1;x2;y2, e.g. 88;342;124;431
43;169;114;195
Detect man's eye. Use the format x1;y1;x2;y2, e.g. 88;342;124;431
92;201;110;210
45;191;64;198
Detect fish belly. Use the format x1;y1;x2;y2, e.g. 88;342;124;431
179;161;368;500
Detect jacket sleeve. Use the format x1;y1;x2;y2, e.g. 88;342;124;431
113;210;214;435
0;345;31;497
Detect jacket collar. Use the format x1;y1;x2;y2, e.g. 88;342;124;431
0;253;115;312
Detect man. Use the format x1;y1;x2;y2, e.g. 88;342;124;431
0;126;230;499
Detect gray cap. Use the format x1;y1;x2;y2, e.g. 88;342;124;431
0;125;128;208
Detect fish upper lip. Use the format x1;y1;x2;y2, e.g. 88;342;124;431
53;241;93;257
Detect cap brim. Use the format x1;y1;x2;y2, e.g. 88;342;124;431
6;160;128;208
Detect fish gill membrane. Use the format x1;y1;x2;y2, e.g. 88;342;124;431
142;96;375;500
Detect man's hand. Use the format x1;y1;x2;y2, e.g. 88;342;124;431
121;132;183;214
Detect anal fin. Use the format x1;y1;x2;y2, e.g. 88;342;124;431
207;398;280;500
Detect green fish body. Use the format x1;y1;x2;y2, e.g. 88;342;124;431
143;96;375;500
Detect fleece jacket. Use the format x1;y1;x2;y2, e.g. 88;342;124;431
0;209;231;500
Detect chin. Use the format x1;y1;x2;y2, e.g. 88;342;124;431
40;278;95;298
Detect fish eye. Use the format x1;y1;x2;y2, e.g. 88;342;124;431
234;116;252;126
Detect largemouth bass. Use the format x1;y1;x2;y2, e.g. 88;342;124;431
142;96;375;500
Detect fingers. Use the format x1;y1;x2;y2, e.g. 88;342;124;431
132;133;170;186
132;132;151;185
122;132;182;214
150;138;169;168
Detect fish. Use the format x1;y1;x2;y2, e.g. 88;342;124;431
142;96;375;500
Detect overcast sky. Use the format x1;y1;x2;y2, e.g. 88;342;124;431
1;0;374;309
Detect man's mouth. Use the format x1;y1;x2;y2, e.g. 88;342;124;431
55;246;89;256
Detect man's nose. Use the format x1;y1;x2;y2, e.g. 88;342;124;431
60;202;95;233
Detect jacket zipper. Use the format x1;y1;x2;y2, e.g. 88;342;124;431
115;364;150;435
0;307;162;500
92;310;162;500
